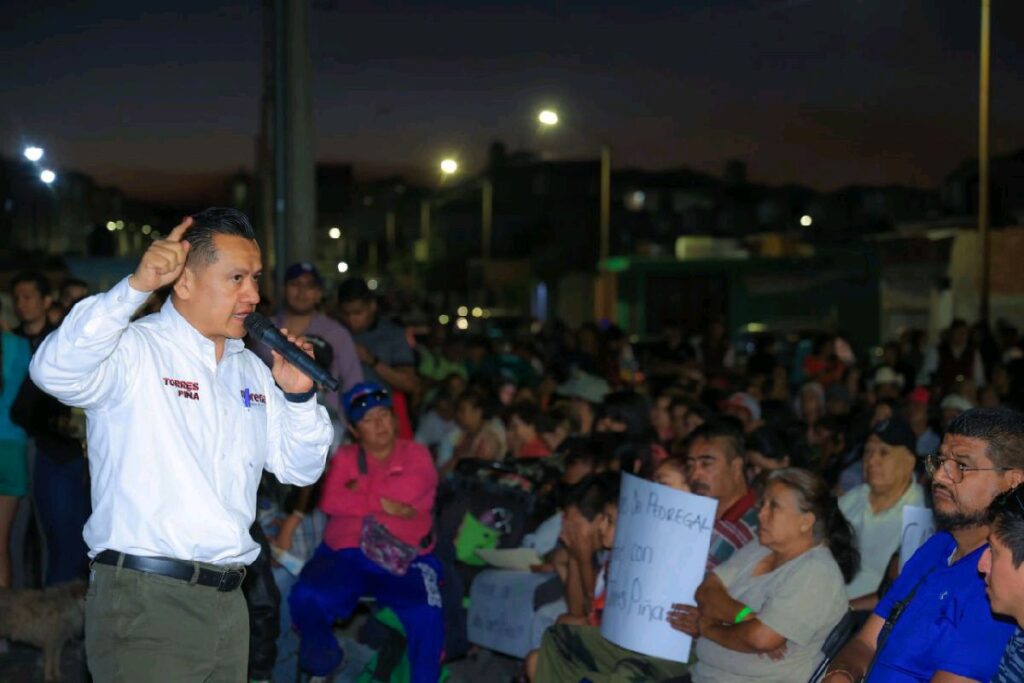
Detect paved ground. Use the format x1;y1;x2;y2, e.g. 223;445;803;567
0;640;89;683
0;638;521;682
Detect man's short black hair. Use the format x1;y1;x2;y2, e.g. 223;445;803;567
508;401;541;427
564;472;621;521
947;407;1024;470
10;271;52;298
59;277;88;293
689;418;746;461
338;277;374;304
186;207;257;269
989;484;1024;568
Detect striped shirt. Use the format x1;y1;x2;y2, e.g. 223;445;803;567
994;627;1024;683
707;489;759;571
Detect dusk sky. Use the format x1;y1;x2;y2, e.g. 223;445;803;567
2;0;1023;202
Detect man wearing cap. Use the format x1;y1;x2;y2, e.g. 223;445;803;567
838;417;926;609
872;366;905;401
940;392;974;431
256;262;363;416
723;391;762;434
28;208;334;681
557;371;610;437
289;382;443;683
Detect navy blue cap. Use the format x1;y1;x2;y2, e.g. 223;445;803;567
343;382;392;424
285;262;324;286
871;417;917;454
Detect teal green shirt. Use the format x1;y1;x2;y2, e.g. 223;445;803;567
0;332;31;443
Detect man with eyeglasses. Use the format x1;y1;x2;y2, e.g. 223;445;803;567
978;483;1024;682
824;407;1024;683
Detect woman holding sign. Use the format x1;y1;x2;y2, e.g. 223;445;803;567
670;467;858;683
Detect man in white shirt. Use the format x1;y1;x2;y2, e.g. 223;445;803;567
838;417;926;609
30;207;333;682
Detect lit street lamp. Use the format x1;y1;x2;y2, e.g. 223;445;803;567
39;169;56;185
23;146;44;162
538;109;559;126
440;158;458;175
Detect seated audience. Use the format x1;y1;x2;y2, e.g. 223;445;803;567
531;420;758;682
824;407;1023;682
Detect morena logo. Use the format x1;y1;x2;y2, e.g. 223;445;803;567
241;388;267;408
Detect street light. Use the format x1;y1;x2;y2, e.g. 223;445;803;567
23;146;44;162
336;261;349;273
800;215;813;227
39;169;56;185
440;158;458;175
538;109;559;126
328;227;341;239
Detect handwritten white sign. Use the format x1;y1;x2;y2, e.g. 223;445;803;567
600;473;718;663
467;570;554;658
900;505;936;570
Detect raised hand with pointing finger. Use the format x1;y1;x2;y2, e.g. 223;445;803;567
25;207;334;682
129;216;193;293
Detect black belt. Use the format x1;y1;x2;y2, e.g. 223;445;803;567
94;550;247;592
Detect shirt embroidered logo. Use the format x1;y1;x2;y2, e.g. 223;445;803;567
241;388;266;408
163;377;200;401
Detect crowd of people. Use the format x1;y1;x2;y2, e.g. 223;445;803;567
230;261;1024;682
5;208;1024;682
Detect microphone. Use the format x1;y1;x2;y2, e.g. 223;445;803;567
244;312;340;392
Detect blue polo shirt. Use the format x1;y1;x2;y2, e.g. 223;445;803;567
867;531;1015;682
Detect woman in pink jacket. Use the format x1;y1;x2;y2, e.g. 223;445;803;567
289;382;443;682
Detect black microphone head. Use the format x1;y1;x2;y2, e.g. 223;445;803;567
243;312;273;341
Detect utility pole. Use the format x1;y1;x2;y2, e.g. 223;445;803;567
482;178;493;260
599;144;611;264
260;0;316;307
978;0;991;322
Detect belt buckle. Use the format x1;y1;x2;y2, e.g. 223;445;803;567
217;567;246;592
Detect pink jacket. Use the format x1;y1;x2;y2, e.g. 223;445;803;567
320;439;437;553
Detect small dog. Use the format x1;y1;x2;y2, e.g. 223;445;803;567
0;580;87;682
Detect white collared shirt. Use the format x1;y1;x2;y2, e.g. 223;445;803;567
30;277;333;565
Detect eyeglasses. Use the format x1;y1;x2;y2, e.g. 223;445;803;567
924;453;1014;484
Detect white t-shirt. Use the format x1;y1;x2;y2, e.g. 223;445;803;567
693;541;848;683
839;480;926;598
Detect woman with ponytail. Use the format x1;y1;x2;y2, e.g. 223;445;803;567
669;467;858;683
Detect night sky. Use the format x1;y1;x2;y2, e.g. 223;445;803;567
2;0;1023;202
